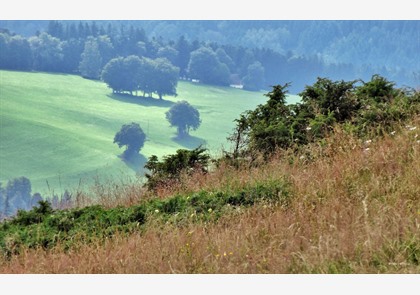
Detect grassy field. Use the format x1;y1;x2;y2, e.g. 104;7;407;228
0;70;300;194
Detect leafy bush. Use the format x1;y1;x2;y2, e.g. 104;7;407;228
227;75;420;159
144;146;210;191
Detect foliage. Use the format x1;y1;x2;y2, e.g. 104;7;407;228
242;61;265;91
299;77;359;122
187;46;231;86
29;32;63;72
355;74;397;103
144;146;210;191
101;55;179;98
113;122;146;158
0;179;290;257
152;58;180;99
233;83;293;156
229;75;420;158
166;100;201;138
1;21;419;91
101;56;126;92
79;37;102;79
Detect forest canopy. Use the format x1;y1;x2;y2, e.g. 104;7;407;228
0;20;418;93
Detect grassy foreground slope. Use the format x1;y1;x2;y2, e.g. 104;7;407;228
0;70;299;194
0;116;418;273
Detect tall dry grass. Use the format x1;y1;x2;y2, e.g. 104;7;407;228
0;118;418;273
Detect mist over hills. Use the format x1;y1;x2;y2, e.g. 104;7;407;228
1;20;418;90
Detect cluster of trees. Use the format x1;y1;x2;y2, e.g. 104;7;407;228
3;21;416;93
114;101;201;160
0;176;75;220
0;177;41;219
101;55;179;99
228;74;420;160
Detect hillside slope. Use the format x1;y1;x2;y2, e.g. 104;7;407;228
0;116;418;273
1;70;299;194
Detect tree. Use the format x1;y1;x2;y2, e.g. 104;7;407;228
166;101;201;138
102;55;143;95
4;177;33;215
187;46;230;86
8;35;33;70
101;57;126;93
174;35;191;77
29;32;63;72
229;84;293;157
242;61;265;91
122;55;143;95
152;58;180;99
95;35;115;68
60;38;83;73
114;122;146;158
157;46;178;65
79;37;102;79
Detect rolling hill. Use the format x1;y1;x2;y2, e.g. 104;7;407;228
0;70;300;194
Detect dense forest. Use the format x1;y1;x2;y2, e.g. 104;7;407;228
0;20;418;93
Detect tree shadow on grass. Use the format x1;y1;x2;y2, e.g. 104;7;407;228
172;135;207;150
117;152;147;174
107;93;175;108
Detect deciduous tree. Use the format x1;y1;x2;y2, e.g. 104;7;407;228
166;101;201;138
114;122;146;158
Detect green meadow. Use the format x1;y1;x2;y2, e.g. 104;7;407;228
0;70;300;194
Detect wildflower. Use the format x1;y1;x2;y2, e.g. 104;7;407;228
306;126;311;131
409;126;417;131
390;131;396;136
229;252;233;255
208;208;213;213
364;148;370;152
188;231;194;235
154;209;159;213
299;155;305;160
190;213;195;218
364;139;372;145
223;252;227;257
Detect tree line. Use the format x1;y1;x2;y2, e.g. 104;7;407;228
3;21;416;93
